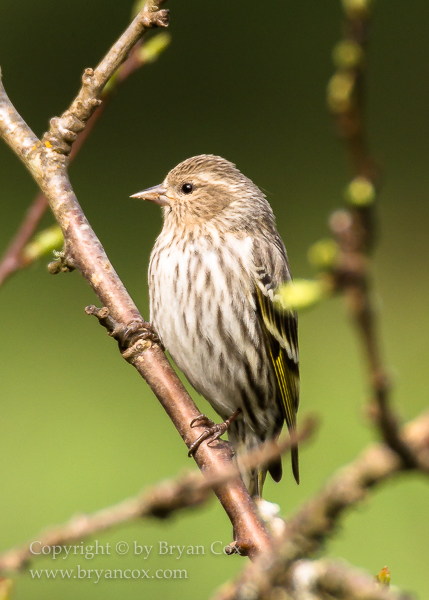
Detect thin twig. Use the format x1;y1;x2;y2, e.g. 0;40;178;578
0;194;48;286
0;0;272;558
0;418;316;573
328;1;418;468
213;411;429;599
0;34;169;288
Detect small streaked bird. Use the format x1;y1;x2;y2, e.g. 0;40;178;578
132;155;300;496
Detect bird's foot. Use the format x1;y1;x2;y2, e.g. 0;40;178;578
119;320;163;350
187;409;242;457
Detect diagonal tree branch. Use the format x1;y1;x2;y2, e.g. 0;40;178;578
0;32;170;288
0;0;272;558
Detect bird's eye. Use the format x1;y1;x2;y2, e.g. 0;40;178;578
181;183;194;194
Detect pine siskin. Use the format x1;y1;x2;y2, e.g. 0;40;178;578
132;155;300;496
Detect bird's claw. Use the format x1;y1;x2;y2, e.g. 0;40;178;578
120;320;163;351
190;414;215;429
187;409;242;457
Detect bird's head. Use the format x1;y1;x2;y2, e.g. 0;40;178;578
131;154;273;231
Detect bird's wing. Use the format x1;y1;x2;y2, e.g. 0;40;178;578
253;237;300;482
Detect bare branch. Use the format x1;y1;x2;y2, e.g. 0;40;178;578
42;1;169;156
0;74;39;173
0;1;273;557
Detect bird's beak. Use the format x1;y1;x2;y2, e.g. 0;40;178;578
130;184;170;206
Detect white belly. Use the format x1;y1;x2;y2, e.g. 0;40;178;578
148;232;273;427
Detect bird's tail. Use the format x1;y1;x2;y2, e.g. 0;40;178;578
229;423;283;497
291;442;299;485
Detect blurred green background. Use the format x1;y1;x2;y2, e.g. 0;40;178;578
1;0;429;598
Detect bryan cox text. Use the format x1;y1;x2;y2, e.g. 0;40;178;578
29;540;236;559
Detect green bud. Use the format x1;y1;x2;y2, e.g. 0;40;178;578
22;225;64;264
102;33;171;98
327;72;355;114
138;32;171;64
277;279;331;312
375;566;390;588
342;0;374;17
308;239;339;270
332;40;364;69
345;176;376;206
102;72;119;98
0;579;13;600
131;0;146;18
